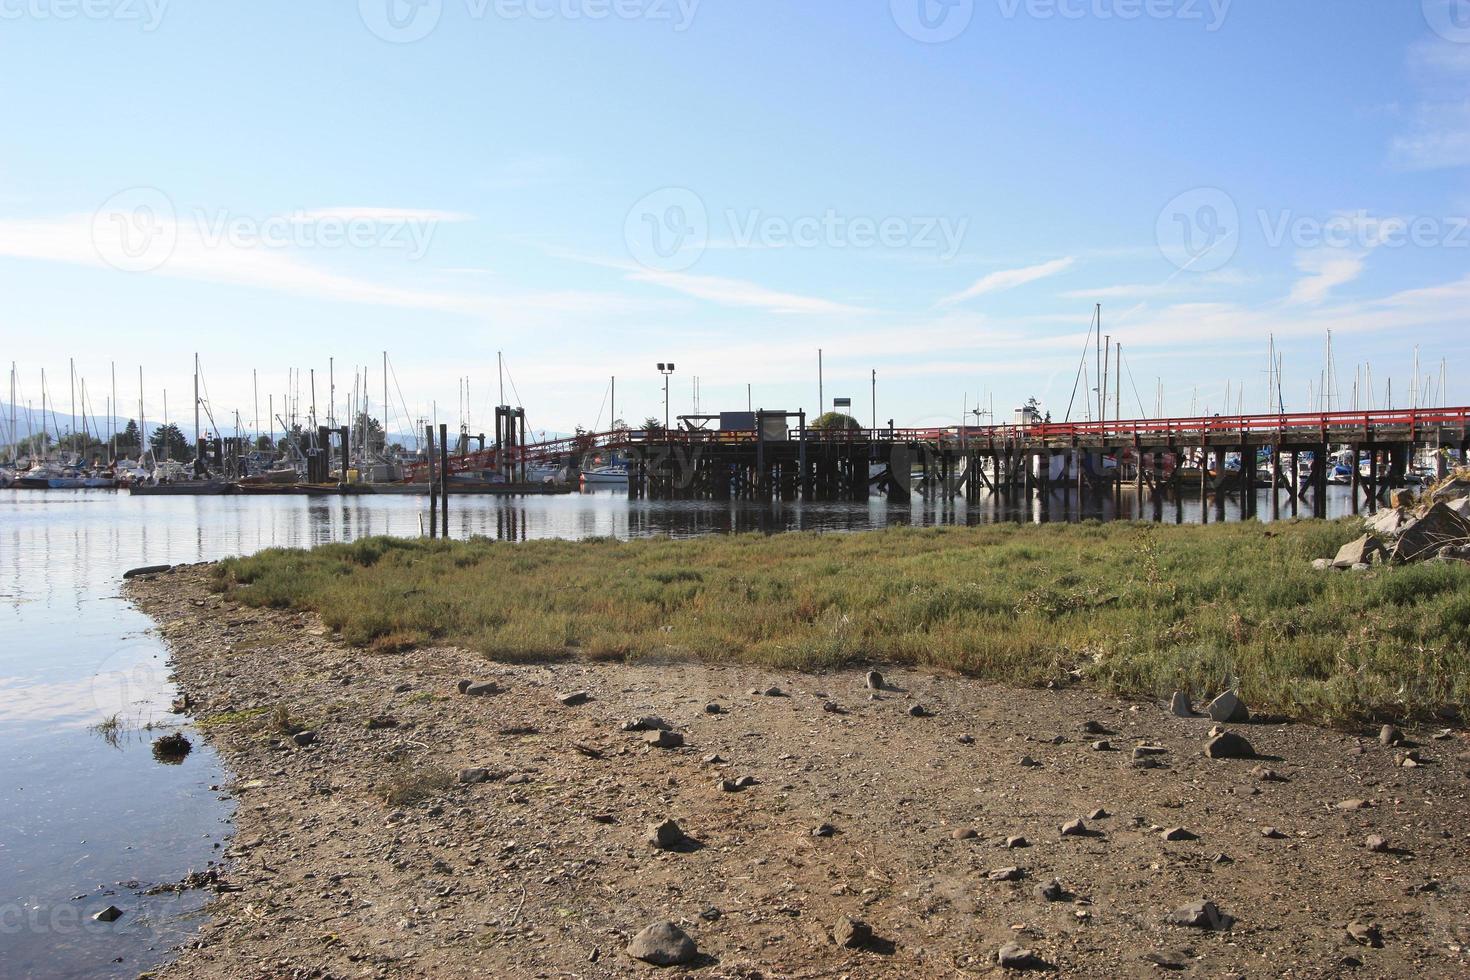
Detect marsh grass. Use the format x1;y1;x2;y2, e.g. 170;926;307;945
212;520;1470;726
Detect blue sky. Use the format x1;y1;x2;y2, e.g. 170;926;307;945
1;0;1468;439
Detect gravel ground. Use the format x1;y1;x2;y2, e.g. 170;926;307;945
128;565;1470;979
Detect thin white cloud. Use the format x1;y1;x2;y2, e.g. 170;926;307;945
938;256;1075;307
624;268;868;316
291;207;473;224
1289;250;1366;305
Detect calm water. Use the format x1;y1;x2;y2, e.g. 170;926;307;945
0;484;1365;977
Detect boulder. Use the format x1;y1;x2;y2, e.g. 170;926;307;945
626;921;698;966
1332;535;1385;570
1207;690;1250;723
1446;497;1470;519
1169;691;1193;717
1310;558;1334;571
1365;507;1413;539
1390;503;1470;563
1389;489;1414;509
1430;476;1470;504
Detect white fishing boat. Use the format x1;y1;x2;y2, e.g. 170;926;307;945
579;463;628;486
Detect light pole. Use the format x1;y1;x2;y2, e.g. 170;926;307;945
657;362;676;432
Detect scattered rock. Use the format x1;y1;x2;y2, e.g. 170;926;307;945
988;866;1025;882
291;730;316;747
646;819;687;850
626;921;698;966
1311;558;1333;571
1250;765;1287;782
1060;818;1088;836
908;704;930;718
1018;755;1042;768
1346;920;1384;948
1133;744;1168;759
1207;690;1250;723
1034;878;1065;902
1379;724;1403;746
811;823;837;838
704;703;723;714
1332;534;1385;570
957;733;975;745
1169;691;1193;717
1081;720;1111;735
822;700;843;714
557;690;592;707
1204;731;1255;759
1161;827;1197;842
1336;799;1372;811
1365;834;1389;853
1005;835;1030;849
700;753;725;765
763;686;787;698
997;943;1048;970
621;716;671;732
1261;826;1287;839
461;681;501;697
951;827;977;840
1165;900;1234;931
644;730;683;749
833;914;872;949
93;905;124;923
1090;740;1113;752
1396;749;1422;768
865;670;884;690
1087;807;1110;820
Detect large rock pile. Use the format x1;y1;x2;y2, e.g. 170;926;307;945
1314;491;1470;570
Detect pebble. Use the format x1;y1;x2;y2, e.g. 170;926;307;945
1005;835;1030;849
621;716;671;732
951;828;978;840
1087;807;1109;820
1161;827;1197;842
1337;799;1372;811
461;681;500;697
1060;818;1088;836
1249;765;1287;782
908;704;929;718
1090;740;1113;752
557;690;592;707
1133;743;1168;758
988;866;1024;881
701;753;726;765
957;734;975;745
626;921;698;966
1081;720;1111;735
1364;834;1389;853
1261;826;1287;839
1018;755;1042;768
93;906;124;923
812;823;837;838
704;703;722;714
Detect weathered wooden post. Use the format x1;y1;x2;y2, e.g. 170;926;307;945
439;423;449;534
426;424;438;538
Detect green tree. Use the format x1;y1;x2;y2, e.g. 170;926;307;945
254;434;274;452
810;412;861;431
642;416;665;435
149;423;192;461
116;419;141;455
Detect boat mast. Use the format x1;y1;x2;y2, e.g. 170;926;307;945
193;352;200;459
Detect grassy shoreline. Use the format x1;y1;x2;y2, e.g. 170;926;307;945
210;519;1470;726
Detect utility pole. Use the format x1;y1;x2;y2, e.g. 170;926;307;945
193;353;201;458
110;361;116;462
871;369;876;431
